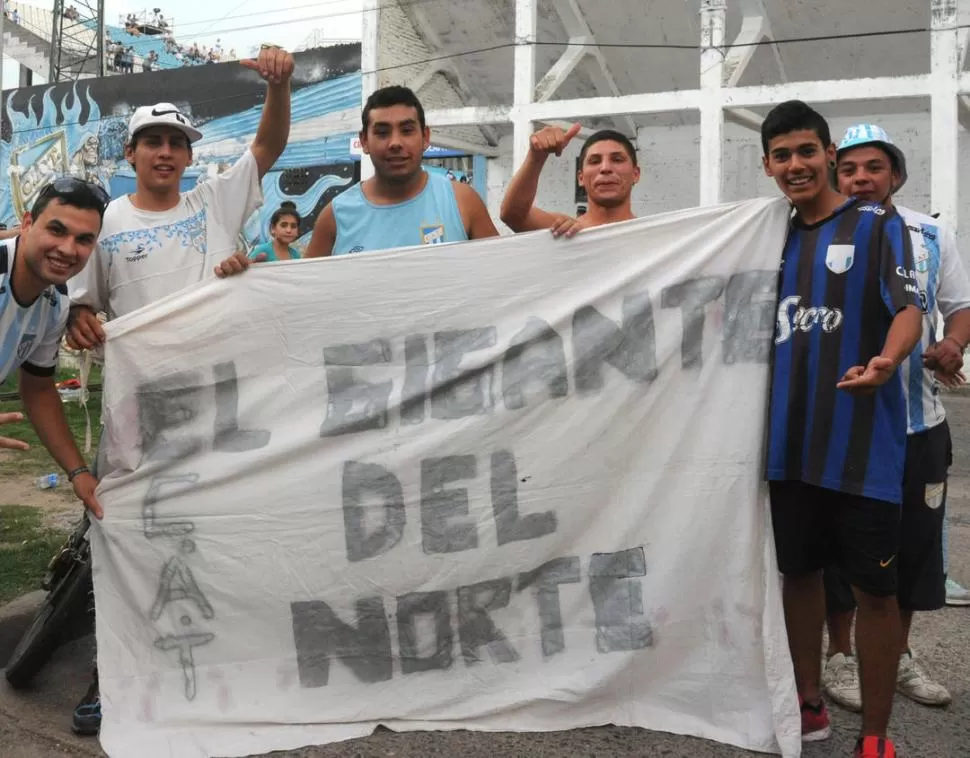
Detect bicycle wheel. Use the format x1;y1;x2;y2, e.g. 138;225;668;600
4;558;93;689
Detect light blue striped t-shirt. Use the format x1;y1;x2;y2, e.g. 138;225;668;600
896;206;970;435
0;237;68;383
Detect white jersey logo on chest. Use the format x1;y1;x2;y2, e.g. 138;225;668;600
825;244;855;275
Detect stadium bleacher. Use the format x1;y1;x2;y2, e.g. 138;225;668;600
6;3;222;74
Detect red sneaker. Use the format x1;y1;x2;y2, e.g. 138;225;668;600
854;736;897;757
800;697;831;741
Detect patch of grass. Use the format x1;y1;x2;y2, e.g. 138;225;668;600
0;505;68;604
0;366;102;477
0;505;44;541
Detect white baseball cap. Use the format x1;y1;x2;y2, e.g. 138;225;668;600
128;103;203;143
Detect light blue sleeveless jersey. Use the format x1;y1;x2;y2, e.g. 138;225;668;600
332;170;468;255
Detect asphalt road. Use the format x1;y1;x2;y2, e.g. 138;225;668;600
4;394;970;758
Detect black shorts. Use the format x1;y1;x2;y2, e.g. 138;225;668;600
770;480;900;597
825;420;951;612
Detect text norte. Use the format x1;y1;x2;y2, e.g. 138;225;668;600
133;270;774;692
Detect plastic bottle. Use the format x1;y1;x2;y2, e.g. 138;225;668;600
35;473;59;490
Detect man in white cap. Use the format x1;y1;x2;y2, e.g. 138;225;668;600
822;123;970;714
68;44;294;344
64;44;295;736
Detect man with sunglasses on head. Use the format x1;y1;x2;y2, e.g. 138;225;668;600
63;44;295;737
0;178;107;518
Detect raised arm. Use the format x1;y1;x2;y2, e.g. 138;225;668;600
241;45;295;179
500;124;581;232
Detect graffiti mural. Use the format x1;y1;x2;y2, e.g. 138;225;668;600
0;45;363;252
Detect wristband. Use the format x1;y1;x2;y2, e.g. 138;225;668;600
68;465;90;482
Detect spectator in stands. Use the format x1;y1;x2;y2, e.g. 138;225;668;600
11;9;20;24
122;46;134;74
112;44;123;72
64;5;80;21
228;48;236;60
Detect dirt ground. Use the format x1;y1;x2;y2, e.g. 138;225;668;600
0;469;83;533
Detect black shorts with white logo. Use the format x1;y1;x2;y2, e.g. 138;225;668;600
770;480;900;598
824;420;950;612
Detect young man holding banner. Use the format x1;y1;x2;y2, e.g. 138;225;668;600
820;124;970;713
761;101;923;758
0;179;106;518
304;85;498;257
64;44;296;737
499;124;640;236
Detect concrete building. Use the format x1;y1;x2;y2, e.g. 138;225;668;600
370;0;970;252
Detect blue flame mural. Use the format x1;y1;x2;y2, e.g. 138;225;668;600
0;45;363;250
1;84;110;220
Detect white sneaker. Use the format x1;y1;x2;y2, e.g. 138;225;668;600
821;652;862;712
945;578;970;606
897;652;952;706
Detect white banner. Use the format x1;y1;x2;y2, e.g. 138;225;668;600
93;197;801;758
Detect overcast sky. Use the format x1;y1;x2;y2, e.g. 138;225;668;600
2;0;363;88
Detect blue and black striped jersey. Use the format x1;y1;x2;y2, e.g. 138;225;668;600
766;198;922;504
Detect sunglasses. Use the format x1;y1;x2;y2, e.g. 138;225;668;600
37;177;111;213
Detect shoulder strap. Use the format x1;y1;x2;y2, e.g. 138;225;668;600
0;241;8;276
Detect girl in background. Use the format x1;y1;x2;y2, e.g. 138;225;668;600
250;201;302;261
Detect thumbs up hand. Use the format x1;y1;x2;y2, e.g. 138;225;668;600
529;123;582;157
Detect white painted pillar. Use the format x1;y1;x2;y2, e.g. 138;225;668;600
930;0;960;225
699;0;726;206
0;4;5;92
512;0;538;169
359;0;380;180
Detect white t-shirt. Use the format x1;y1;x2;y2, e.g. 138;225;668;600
0;237;69;383
896;205;970;435
69;150;262;321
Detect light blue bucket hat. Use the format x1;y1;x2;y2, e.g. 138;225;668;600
836;123;907;192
